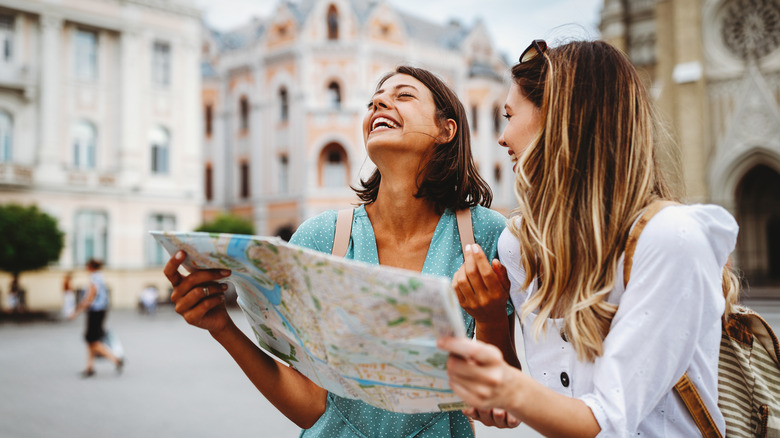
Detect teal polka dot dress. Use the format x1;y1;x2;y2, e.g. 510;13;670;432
289;205;506;438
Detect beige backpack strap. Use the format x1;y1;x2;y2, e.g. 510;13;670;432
332;209;354;258
456;208;474;254
622;200;722;438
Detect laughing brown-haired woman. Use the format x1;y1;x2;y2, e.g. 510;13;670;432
163;66;514;437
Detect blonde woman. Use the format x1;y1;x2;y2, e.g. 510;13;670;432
439;40;740;436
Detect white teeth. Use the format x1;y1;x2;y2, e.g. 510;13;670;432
372;117;399;131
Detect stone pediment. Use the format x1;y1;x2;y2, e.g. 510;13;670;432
719;64;780;155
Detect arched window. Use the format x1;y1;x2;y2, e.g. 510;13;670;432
735;164;780;285
327;5;339;40
279;87;289;121
319;143;347;188
327;81;341;109
239;96;249;131
149;126;170;174
73;120;97;169
493;104;502;135
0;110;12;163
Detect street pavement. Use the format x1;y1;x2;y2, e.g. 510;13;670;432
1;300;778;438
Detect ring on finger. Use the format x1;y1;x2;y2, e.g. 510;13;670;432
202;286;210;297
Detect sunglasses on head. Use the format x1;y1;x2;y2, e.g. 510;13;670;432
519;39;548;63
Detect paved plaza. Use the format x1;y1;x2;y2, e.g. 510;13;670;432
1;300;778;438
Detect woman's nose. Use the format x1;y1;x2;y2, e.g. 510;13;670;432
372;94;390;109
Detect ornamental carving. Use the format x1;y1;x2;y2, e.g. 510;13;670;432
722;0;780;59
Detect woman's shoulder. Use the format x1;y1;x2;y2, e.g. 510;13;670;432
638;203;738;266
289;210;339;252
469;205;507;231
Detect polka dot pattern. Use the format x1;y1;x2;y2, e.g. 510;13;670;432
289;205;506;438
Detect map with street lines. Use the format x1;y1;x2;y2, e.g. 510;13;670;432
151;231;468;413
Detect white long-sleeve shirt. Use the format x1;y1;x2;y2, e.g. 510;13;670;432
500;204;738;436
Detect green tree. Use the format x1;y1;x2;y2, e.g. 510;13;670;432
195;213;255;235
0;204;65;308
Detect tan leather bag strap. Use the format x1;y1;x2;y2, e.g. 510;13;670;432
332;209;354;257
456;208;474;254
333;208;473;258
623;200;722;438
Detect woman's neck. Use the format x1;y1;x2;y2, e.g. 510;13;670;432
366;176;439;238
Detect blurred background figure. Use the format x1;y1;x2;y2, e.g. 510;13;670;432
69;258;124;378
61;272;76;319
138;284;159;316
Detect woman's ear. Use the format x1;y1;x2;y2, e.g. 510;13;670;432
439;119;457;143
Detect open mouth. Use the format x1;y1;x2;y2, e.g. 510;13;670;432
371;116;400;132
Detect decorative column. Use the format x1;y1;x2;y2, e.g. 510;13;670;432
37;14;63;183
118;28;143;188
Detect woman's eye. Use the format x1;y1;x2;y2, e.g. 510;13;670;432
397;92;413;98
503;113;511;120
367;101;374;109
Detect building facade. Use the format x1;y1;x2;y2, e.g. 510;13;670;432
0;0;202;309
200;0;513;240
600;0;780;296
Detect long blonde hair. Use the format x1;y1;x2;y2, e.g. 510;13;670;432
509;41;739;361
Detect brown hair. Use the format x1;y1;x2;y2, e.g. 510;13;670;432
354;65;492;211
86;258;103;270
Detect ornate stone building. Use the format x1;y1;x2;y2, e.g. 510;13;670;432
0;0;202;308
200;0;512;239
600;0;780;296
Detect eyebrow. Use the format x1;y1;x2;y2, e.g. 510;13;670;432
373;84;419;98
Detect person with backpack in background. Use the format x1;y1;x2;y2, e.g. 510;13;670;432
70;258;124;377
438;40;744;436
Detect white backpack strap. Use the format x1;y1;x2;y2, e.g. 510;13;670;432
332;209;354;258
456;208;474;254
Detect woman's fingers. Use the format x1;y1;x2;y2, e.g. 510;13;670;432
180;292;225;326
438;336;503;366
173;282;227;314
163;250;187;287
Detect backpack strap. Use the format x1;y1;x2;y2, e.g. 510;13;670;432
623;200;723;438
332;209;354;257
456;208;475;254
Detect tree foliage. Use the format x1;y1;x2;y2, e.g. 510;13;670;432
0;204;65;275
195;213;255;235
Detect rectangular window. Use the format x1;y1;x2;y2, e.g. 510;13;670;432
74;210;108;266
151;143;169;174
0;111;12;163
147;214;175;265
240;161;250;199
75;29;98;81
152;41;171;87
205;104;213;137
0;14;13;63
471;105;478;133
205;164;213;201
73;121;97;170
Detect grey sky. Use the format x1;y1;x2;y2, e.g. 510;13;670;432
194;0;604;59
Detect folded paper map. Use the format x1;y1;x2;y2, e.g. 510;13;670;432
150;231;468;413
